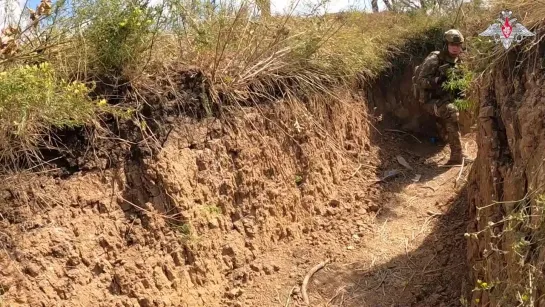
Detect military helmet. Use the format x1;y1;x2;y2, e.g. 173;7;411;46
444;29;464;44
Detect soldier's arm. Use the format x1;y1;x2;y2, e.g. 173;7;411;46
416;53;440;89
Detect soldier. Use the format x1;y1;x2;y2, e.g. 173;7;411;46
415;29;472;165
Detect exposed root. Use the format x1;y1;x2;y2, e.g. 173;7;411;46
301;259;330;305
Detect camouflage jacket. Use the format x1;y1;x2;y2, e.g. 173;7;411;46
415;50;461;102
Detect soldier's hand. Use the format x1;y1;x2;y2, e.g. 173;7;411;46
457;91;465;99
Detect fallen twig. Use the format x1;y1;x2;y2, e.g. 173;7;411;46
418;216;435;236
302;259;330;305
349;164;363;179
402;271;416;292
374;272;388;290
455;157;466;187
326;285;347;306
384;129;422;143
421;253;438;273
420;185;436;192
285;286;296;307
438;162;465;168
423;262;464;274
405;238;416;268
427;210;443;216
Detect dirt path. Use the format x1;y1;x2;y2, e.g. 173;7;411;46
240;131;477;307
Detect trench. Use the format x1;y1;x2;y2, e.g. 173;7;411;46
0;50;478;307
233;55;477;307
1;27;543;307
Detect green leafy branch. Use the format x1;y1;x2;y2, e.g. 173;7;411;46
441;63;475;111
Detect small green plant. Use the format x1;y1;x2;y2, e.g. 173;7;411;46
77;0;161;77
176;222;200;243
475;279;494;291
177;223;191;236
203;205;221;216
295;175;303;185
442;64;475;111
465;193;545;306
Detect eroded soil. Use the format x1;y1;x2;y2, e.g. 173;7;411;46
243;132;477;307
0;99;476;307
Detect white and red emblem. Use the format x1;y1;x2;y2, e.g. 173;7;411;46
479;10;535;49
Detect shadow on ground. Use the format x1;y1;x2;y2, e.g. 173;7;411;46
367;120;454;221
306;59;474;305
308;115;474;306
312;185;469;307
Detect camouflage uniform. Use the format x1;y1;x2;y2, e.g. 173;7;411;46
415;29;465;164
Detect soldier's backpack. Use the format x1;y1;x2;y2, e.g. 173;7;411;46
412;64;423;103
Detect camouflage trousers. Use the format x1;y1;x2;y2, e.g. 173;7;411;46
422;100;463;161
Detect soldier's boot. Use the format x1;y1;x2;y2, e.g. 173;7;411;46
438;103;472;165
444;125;473;165
446;132;463;165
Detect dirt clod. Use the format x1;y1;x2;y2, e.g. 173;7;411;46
23;263;40;277
367;203;380;212
227;287;243;298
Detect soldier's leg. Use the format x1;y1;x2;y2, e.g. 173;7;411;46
436;103;463;163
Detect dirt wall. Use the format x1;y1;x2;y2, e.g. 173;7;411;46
366;62;438;134
466;32;545;306
0;91;379;307
367;59;474;142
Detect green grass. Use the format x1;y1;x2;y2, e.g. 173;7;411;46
202;204;222;216
177;223;192;236
441;63;475;111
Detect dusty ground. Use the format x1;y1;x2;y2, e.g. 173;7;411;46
242;131;477;307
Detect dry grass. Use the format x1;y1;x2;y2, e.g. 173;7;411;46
0;0;450;171
136;6;447;107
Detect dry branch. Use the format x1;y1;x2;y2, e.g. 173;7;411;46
455;157;465;187
285;286;296;307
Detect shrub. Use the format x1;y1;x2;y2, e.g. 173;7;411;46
0;62;123;168
442;63;475;111
73;0;162;78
